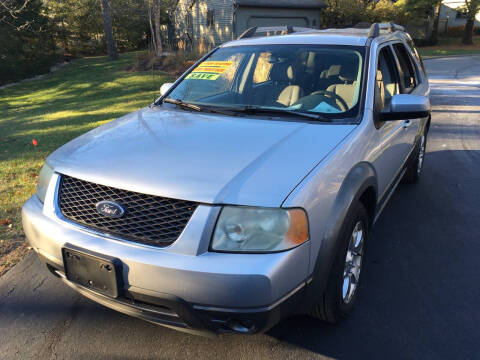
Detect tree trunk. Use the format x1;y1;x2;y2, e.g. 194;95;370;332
462;17;475;44
431;3;441;45
99;0;118;60
148;4;157;54
153;0;163;57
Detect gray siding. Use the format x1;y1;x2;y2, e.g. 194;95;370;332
173;0;235;48
234;7;321;37
439;4;480;28
171;0;324;50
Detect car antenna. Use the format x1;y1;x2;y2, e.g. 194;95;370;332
152;59;155;104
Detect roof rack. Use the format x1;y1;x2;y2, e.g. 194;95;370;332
365;22;405;38
237;26;311;40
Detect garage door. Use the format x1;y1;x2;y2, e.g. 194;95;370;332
247;16;308;27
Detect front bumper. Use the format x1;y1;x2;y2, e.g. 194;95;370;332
22;179;310;334
41;257;306;336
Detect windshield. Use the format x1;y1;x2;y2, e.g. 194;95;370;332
166;44;365;119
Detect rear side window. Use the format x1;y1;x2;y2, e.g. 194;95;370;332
406;37;425;73
392;43;417;93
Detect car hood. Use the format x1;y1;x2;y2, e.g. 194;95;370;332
48;107;355;206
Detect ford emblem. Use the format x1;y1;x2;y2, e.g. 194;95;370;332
96;201;125;218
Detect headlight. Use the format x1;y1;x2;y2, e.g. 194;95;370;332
211;206;309;253
36;163;54;203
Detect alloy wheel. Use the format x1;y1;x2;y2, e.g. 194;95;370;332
342;221;365;304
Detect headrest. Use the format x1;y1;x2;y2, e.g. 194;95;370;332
287;65;294;81
327;65;341;78
375;69;385;105
270;62;293;83
339;64;358;82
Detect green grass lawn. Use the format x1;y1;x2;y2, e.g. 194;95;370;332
418;35;480;57
0;53;174;247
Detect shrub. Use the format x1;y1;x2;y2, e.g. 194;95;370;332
447;25;465;37
126;51;197;76
366;0;409;24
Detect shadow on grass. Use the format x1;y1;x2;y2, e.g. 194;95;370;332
0;53;174;163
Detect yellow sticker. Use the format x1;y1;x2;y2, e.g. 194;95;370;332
186;72;220;81
187;61;233;80
192;67;226;74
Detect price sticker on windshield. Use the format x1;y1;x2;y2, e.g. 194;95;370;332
186;73;221;80
186;61;233;80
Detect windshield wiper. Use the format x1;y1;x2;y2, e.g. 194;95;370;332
229;106;332;122
163;98;237;116
163;98;201;112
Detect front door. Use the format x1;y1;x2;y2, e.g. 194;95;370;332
371;44;412;199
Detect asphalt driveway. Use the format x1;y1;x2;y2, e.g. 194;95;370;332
1;56;479;360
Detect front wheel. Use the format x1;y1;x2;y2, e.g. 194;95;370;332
311;202;369;323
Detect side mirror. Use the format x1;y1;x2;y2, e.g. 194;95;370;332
160;83;173;97
380;94;430;121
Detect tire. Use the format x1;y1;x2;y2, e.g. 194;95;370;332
402;133;427;184
311;202;369;324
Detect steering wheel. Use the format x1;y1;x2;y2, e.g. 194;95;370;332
311;90;349;112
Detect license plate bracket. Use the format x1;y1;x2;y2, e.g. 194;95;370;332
62;244;123;298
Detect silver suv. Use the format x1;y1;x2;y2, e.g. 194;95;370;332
22;23;430;336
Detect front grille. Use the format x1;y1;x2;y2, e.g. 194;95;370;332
58;175;198;247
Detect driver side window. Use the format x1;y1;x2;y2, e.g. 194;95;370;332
375;46;400;112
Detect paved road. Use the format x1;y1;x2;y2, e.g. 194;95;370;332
1;56;479;360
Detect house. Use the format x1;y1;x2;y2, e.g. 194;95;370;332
439;1;480;30
170;0;326;50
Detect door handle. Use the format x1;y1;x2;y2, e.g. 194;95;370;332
402;120;411;128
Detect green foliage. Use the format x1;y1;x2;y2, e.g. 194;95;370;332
366;0;409;24
44;0;150;57
112;0;149;51
321;0;368;27
0;0;168;85
404;0;441;17
321;0;410;27
0;53;174;242
463;0;480;20
0;0;58;85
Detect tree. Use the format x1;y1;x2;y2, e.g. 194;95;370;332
0;0;32;28
0;0;57;85
321;0;368;27
431;1;442;45
147;0;167;57
366;0;409;24
404;0;443;44
99;0;118;60
462;0;480;44
321;0;408;28
153;0;162;57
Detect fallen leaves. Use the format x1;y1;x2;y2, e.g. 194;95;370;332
1;219;13;231
0;241;31;277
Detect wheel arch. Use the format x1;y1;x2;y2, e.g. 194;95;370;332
303;162;378;311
